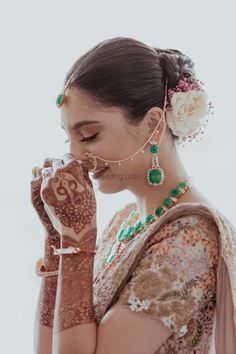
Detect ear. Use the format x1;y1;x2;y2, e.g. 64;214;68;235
147;107;166;144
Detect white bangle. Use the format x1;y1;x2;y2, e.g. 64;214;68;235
51;245;96;256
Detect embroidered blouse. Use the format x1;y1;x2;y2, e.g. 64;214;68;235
93;202;220;353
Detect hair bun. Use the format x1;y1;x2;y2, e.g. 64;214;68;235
153;48;196;90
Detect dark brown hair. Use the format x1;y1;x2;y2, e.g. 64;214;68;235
63;37;196;133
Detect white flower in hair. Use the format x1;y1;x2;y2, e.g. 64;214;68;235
165;77;212;138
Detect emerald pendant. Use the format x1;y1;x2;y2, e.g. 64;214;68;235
147;168;164;186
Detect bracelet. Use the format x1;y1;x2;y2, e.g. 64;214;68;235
35;246;96;277
35;257;59;277
51;245;97;256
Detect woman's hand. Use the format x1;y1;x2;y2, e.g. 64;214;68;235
31;158;62;270
31;158;60;236
40;153;97;246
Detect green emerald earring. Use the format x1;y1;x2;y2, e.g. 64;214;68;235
147;139;164;186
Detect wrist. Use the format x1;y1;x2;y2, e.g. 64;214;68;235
44;234;60;272
60;225;97;247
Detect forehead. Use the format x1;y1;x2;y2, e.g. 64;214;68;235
60;87;126;130
60;87;101;124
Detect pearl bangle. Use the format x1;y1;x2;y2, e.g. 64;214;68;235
51;245;97;256
35;246;97;277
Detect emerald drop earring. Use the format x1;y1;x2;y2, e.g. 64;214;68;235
147;140;164;186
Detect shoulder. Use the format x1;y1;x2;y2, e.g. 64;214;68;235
147;212;219;259
115;212;219;337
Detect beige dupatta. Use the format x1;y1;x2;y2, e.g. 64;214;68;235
93;202;236;353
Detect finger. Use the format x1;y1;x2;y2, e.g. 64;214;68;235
63;153;87;174
62;153;79;165
31;167;44;183
43;158;53;168
41;166;54;180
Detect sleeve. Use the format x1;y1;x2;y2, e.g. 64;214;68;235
115;213;219;338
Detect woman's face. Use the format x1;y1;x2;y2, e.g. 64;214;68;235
61;86;163;194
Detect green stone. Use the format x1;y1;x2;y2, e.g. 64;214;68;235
163;197;172;207
56;94;65;106
170;188;181;198
145;214;153;224
134;221;143;232
149;144;159;154
155;207;164;217
129;210;136;218
124;226;135;240
117;228;125;241
178;182;187;189
148;169;162;185
106;254;116;264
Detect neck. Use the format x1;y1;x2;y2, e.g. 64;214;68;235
128;149;195;220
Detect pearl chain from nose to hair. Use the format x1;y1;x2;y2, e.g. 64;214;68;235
86;79;168;167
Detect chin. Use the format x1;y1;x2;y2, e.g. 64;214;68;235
92;176;126;194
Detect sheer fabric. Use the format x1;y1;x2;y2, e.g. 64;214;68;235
93;202;236;353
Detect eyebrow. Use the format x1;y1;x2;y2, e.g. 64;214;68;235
61;120;100;131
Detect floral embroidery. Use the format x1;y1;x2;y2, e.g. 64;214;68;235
127;293;151;312
94;203;221;353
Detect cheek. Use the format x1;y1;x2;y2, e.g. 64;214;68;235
88;127;145;176
90;132;126;160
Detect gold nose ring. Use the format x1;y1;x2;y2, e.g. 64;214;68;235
86;153;97;171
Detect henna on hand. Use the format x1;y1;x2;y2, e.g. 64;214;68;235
31;158;63;327
31;171;56;235
34;156;97;331
53;227;97;333
41;159;97;238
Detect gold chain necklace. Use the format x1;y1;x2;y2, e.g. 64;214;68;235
103;177;192;271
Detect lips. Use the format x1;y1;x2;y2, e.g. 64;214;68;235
92;166;109;178
94;166;108;173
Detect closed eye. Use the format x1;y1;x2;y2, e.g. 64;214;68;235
64;132;99;144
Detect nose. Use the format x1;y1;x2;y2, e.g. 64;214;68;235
69;143;95;171
69;140;86;161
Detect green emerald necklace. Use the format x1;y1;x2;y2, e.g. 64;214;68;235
105;177;192;269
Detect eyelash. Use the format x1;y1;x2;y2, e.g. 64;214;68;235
64;132;99;144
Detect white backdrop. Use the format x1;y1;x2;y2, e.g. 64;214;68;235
0;1;235;353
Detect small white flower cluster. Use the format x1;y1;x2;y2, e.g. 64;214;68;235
128;293;151;312
179;324;188;337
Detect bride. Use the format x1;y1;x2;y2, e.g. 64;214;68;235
31;37;236;354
